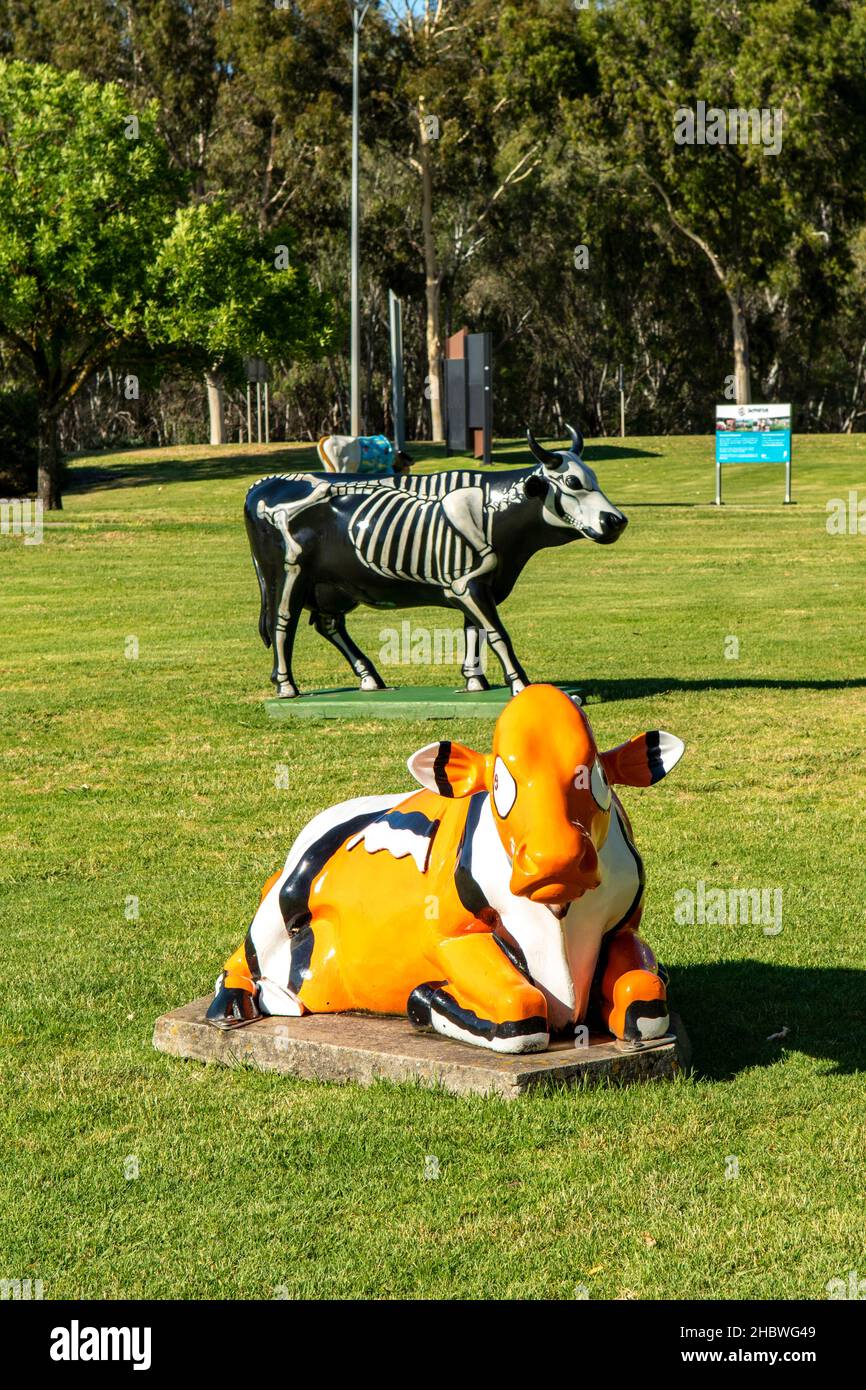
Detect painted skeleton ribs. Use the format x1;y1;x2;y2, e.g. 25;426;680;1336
258;481;496;594
244;425;628;698
207;685;686;1054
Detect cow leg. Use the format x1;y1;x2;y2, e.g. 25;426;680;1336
408;933;549;1053
206;869;285;1029
207;939;263;1029
595;928;669;1042
311;611;387;692
271;564;305;698
453;582;529;695
461;620;490;693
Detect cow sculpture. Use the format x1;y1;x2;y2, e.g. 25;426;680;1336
316;433;415;477
207;684;684;1052
245;425;627;698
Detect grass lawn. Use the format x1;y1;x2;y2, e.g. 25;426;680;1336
2;432;865;1300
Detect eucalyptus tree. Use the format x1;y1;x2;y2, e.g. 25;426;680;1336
583;0;866;404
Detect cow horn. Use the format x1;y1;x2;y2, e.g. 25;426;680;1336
565;422;584;455
526;429;560;467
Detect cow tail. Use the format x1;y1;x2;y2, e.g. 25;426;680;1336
245;491;272;649
253;552;271;648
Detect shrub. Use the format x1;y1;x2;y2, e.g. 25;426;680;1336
0;388;38;496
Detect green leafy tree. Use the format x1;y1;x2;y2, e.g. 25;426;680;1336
0;59;180;508
144;201;335;442
583;0;866;404
0;59;333;505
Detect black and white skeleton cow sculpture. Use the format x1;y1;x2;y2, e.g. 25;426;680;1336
245;425;627;698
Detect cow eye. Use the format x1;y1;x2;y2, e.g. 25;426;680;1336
590;758;611;811
564;477;583;491
492;756;517;818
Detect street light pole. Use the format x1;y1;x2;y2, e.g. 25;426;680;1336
350;2;369;436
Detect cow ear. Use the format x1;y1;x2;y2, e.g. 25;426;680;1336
407;741;489;798
600;731;684;787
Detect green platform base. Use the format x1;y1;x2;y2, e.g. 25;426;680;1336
265;682;585;720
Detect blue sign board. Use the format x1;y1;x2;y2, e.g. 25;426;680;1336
714;404;792;503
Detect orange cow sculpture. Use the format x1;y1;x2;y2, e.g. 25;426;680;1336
208;685;685;1051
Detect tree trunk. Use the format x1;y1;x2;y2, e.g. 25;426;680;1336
205;370;226;445
37;402;63;511
418;125;444;442
728;291;752;405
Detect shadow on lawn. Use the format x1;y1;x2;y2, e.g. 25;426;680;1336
672;960;866;1080
570;675;866;701
487;443;662;466
582;444;662;461
67;440;663;492
67;447;320;492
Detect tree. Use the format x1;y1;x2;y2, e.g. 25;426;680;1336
583;0;866;404
0;60;180;508
377;0;542;441
0;59;334;504
144;200;335;441
3;5;866;443
0;1;235;441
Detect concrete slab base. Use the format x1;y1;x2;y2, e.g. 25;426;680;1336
264;682;586;721
153;997;689;1098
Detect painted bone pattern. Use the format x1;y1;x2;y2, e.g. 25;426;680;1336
244;435;628;698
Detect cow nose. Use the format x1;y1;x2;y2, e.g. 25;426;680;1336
512;841;543;879
511;832;599;899
596;510;627;543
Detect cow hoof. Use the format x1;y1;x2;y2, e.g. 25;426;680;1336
621;1002;670;1042
609;969;669;1042
465;675;490;693
206;983;262;1030
407;983;436;1031
359;674;385;692
276;681;299;699
509;679;527;696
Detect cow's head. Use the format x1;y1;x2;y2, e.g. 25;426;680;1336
525;424;627;545
408;684;683;910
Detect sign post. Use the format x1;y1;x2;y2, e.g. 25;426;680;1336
388;290;406;452
784;447;792;506
443;328;493;463
714;403;793;505
349;2;370;435
245;358;269;444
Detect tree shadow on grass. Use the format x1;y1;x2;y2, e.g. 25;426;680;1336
583;444;663;461
66;440;665;492
557;675;866;703
670;960;866;1080
66;447;321;493
486;443;663;466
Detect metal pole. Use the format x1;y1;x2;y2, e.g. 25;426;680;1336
246;383;252;443
350;4;369;436
619;364;625;438
715;455;723;505
389;289;405;451
784;447;792;504
264;380;270;445
256;380;262;444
